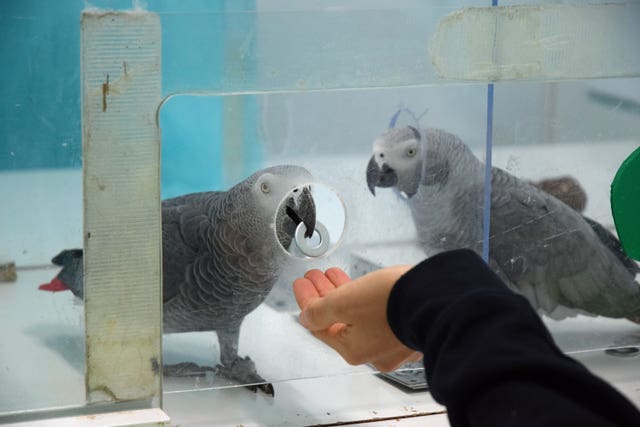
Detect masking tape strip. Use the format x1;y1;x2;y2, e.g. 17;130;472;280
82;10;162;404
429;3;640;81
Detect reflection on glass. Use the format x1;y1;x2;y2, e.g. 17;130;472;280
369;105;640;325
160;86;489;397
3;1;639;424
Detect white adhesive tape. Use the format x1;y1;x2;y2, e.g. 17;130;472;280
429;3;640;81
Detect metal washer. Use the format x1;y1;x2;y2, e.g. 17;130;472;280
294;221;330;257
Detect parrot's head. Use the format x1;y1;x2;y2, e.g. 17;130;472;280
51;248;83;267
367;126;424;199
242;165;316;250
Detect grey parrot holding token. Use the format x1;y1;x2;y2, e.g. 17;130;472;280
366;126;640;321
40;165;317;395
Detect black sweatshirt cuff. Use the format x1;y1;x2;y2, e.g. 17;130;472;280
384;249;640;427
386;248;566;406
387;248;517;351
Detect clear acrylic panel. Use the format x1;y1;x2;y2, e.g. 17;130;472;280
2;0;639;425
1;1;85;415
153;4;640;424
490;79;640;354
158;85;489;396
1;3;164;422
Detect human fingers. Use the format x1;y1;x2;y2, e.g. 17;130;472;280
301;266;408;332
299;290;348;332
293;267;344;309
292;277;321;310
324;267;351;287
304;269;338;297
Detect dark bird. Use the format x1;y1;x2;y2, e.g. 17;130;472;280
40;165;318;395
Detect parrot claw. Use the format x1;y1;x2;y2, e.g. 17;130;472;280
162;359;274;396
244;382;275;396
215;356;275;397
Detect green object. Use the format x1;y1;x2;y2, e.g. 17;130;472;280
611;146;640;260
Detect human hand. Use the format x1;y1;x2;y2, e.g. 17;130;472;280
293;266;422;372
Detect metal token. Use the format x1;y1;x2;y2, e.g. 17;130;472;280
294;221;330;257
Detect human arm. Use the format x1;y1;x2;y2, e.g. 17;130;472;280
293;265;422;372
293;249;640;426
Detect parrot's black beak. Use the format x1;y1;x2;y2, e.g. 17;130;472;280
285;186;316;238
366;155;398;196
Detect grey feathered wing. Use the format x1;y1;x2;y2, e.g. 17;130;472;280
161;192;245;334
161;191;275;392
161;192;217;306
488;167;640;319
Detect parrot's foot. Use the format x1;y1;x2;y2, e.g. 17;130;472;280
163;362;215;377
216;356;274;397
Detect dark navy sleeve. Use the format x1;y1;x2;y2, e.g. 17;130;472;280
387;249;640;427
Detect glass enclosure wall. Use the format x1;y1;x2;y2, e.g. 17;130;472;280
1;0;639;424
492;79;640;353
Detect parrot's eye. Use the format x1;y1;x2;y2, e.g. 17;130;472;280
260;182;271;194
407;148;416;157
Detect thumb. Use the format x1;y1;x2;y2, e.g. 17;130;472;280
299;294;344;332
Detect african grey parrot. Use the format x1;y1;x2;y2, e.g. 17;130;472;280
366;126;640;321
40;165;317;395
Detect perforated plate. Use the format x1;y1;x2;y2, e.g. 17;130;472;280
376;361;429;391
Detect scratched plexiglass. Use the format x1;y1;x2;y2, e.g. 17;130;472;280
2;1;639;425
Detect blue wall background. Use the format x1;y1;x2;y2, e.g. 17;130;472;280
0;0;261;197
